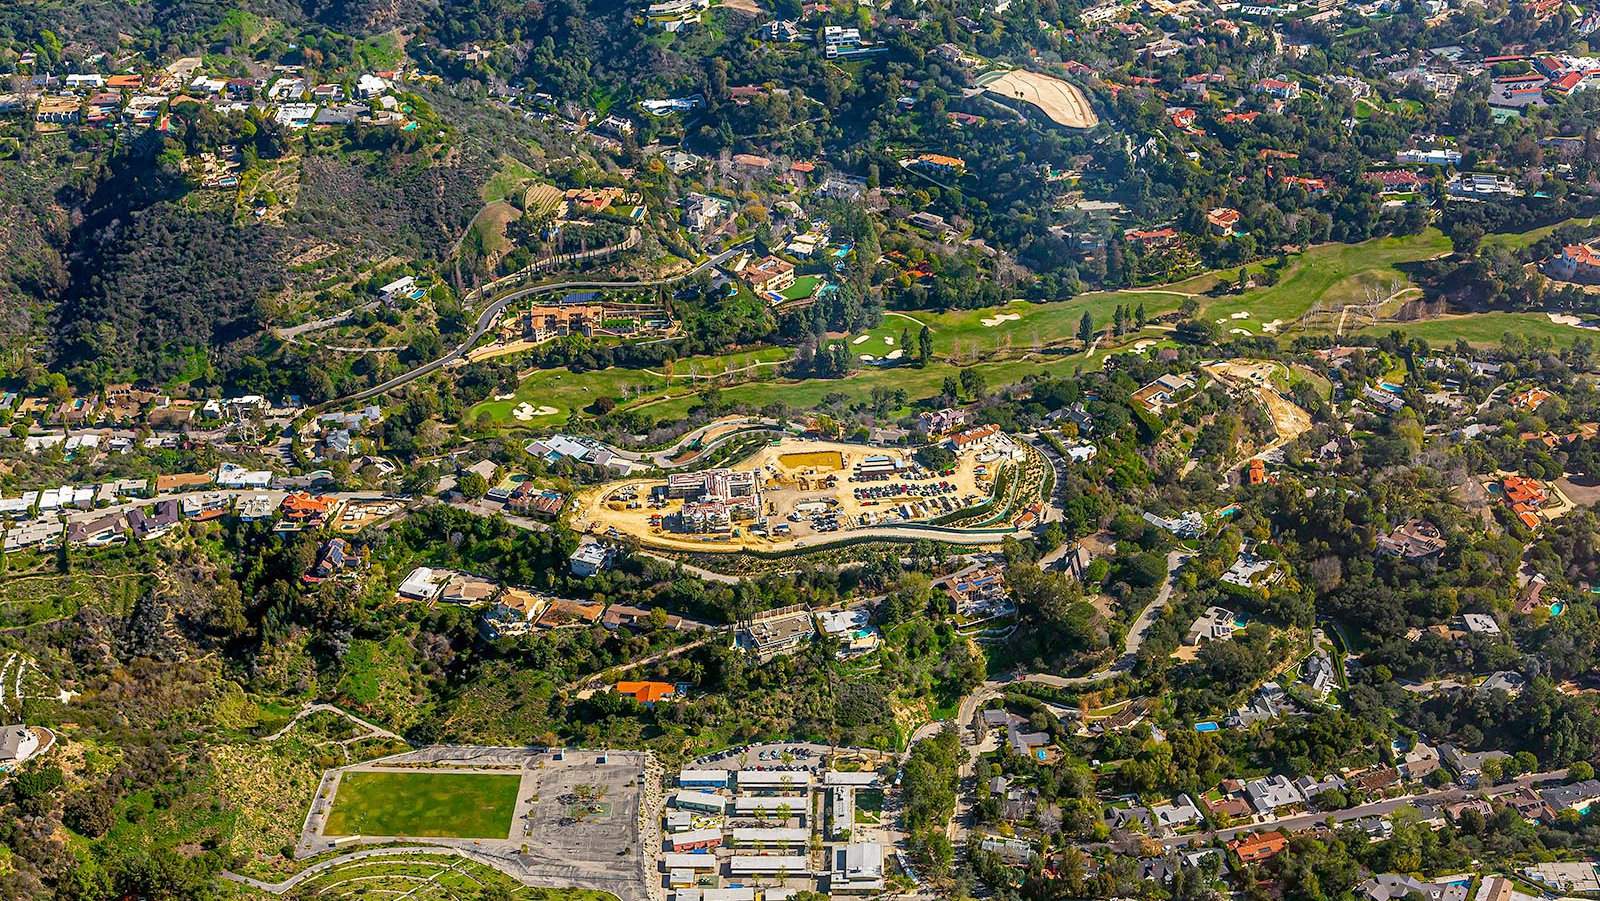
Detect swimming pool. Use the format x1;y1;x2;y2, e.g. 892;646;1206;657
1551;602;1566;616
1195;722;1220;732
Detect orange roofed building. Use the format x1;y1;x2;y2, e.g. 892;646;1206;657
1509;387;1554;409
281;492;340;525
1229;830;1287;863
615;680;677;705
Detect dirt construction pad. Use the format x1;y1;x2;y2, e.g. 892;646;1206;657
572;436;1017;553
983;69;1099;129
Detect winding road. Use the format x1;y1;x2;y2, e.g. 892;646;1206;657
317;246;748;409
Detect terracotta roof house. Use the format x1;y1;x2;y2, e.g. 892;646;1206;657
1229;831;1287;863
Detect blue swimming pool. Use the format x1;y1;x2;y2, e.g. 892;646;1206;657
1195;722;1220;732
1551;602;1566;616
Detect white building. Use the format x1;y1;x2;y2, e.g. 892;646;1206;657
832;843;884;892
0;724;41;768
1397;148;1462;166
397;566;447;601
820;26;863;57
1447;173;1518;198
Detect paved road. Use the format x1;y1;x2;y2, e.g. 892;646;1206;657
1160;768;1571;848
262;702;406;744
608;417;785;470
321;246;747;408
1021;549;1188;688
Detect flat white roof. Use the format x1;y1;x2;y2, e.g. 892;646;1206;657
662;853;718;870
729;827;810;844
728;855;810;875
823;770;880;787
674;890;755;901
673;790;726;809
737;770;814;788
733;795;808;813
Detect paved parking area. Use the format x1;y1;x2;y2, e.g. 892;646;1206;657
689;741;834;771
517;750;651;899
295;746;655;901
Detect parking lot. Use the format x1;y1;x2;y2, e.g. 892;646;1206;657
297;746;656;901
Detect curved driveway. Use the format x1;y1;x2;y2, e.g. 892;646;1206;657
320;246;747;409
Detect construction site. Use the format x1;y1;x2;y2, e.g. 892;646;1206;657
570;435;1020;552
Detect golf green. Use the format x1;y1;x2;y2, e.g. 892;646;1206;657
324;771;521;838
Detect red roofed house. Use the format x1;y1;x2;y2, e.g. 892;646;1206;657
1229;831;1288;863
1502;474;1547;508
1206;207;1243;235
615;680;677;705
1535;56;1569;78
1547;243;1600;282
1281;175;1327;196
1548;71;1586;95
1510;387;1554;409
1171;108;1198;129
1126;227;1178;247
1253;78;1301;100
1222;110;1260;124
737;255;796;294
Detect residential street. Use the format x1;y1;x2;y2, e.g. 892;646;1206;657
1160;769;1572;847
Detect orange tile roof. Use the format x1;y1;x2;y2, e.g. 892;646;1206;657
616;680;676;703
1510;387;1553;409
1229;831;1287;862
1501;475;1546;506
282;492;334;517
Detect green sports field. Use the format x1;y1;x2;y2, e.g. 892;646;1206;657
323;771;521;838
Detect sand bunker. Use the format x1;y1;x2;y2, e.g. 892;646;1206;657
860;354;875;362
981;312;1023;327
884;336;895;345
853;334;871;344
493;392;517;401
885;348;905;360
1231;311;1251;319
1229;328;1252;336
512;403;560;421
1133;340;1156;353
1549;312;1599;329
1261;319;1284;333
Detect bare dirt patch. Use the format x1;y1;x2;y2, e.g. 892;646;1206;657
983;69;1098;129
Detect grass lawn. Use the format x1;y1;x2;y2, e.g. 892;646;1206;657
1481;215;1597;251
468;346;792;425
782;274;823;301
466;231;1462;432
1349;312;1591;348
324;771;520;838
1198;229;1451;333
